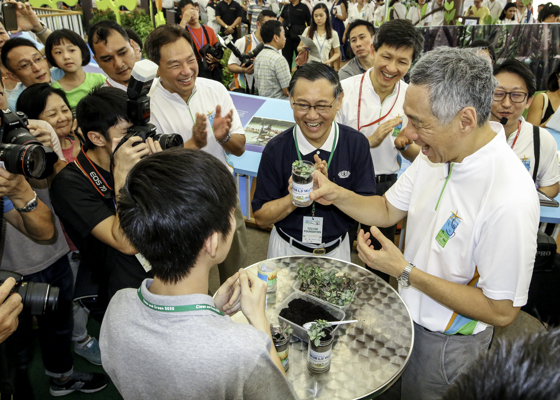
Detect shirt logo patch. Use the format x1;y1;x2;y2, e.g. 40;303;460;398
207;110;216;126
338;171;351;179
521;156;530;171
392;122;403;137
435;210;462;248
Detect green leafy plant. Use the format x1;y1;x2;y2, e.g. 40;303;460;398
307;319;330;347
292;161;314;178
420;2;428;17
271;322;293;342
296;263;358;307
444;1;456;24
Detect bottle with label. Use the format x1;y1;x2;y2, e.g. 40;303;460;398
292;160;315;207
257;262;277;293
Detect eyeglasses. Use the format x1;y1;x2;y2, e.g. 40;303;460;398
493;90;528;103
16;55;47;72
292;99;337;113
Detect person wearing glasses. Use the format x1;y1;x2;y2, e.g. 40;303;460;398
490;59;560;198
252;62;376;261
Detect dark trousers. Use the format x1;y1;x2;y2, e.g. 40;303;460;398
282;37;299;71
12;255;74;379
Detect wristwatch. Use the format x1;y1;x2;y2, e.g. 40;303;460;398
15;191;38;213
397;262;415;288
217;132;231;145
33;20;48;36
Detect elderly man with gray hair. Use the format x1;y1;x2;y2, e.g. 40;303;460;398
310;47;540;399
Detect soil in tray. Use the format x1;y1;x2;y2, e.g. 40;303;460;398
279;298;338;328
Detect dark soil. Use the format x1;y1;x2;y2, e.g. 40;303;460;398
292;173;313;184
279;298;338;329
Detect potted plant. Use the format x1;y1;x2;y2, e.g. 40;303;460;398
271;323;293;372
291;160;315;207
307;319;334;373
295;264;358;308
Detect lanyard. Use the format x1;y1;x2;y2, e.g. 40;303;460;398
435;163;454;211
137;288;225;315
187;26;205;56
357;72;400;132
314;32;327;57
74;149;116;206
508;120;522;149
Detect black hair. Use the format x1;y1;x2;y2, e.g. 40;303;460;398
177;0;195;15
499;2;516;20
538;2;560;22
75;86;129;150
373;19;424;62
124;28;143;51
346;19;375;40
493;59;536;99
17;83;71;120
288;62;342;98
144;25;194;66
468;39;496;64
547;63;560;92
1;37;38;73
443;328;560;400
307;3;333;40
258;9;277;23
45;29;91;69
118;149;237;284
261;20;283;44
88;20;130;56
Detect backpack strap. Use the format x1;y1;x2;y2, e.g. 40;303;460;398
541;92;549;122
533;124;540;183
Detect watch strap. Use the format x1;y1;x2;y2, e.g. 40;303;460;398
398;262;415;287
15;191;38;213
217;132;231;145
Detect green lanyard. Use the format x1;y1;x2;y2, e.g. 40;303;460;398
435;162;454;211
293;123;338;216
137;288;225;316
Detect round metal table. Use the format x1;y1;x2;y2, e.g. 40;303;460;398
234;256;414;400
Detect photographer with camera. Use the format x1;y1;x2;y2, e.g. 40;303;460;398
178;0;224;84
227;10;276;94
145;25;248;286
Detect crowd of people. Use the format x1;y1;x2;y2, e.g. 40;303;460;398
0;0;558;398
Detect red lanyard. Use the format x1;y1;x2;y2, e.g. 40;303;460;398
357;71;400;132
509;120;522;149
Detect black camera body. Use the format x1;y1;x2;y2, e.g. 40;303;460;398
0;270;59;315
0;110;58;179
125;60;183;150
200;42;224;61
220;35;264;68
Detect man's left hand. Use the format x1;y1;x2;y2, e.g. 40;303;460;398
0;168;27;200
206;54;219;64
213;105;233;143
215;271;241;315
111;136;151;180
357;227;408;278
314;154;328;178
394;133;413;150
7;1;41;33
27;122;53;149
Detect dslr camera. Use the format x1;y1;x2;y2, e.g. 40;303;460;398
0;270;59;315
0;110;58;179
219;35;264;68
125;60;183;150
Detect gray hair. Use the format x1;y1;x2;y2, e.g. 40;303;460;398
288;61;343;99
409;47;497;127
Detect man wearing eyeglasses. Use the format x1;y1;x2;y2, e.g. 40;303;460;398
252;62;376;261
490;59;560;198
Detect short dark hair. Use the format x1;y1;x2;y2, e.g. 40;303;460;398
260;20;283;44
258;9;277;23
1;38;38;73
538;2;560;22
88;20;130;56
493;59;536;99
76;86;129;150
468;39;496;64
548;63;560;92
347;19;375;40
45;29;91;68
373;19;424;62
288;62;342;99
118;149;237;284
17;83;71;120
124;28;143;51
177;0;194;15
443;328;560;400
144;25;194;66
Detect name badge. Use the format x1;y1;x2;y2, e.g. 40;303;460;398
136;253;153;273
302;216;323;244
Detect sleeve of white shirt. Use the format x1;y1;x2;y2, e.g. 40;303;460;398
331;30;340;49
537;128;560;188
384;155;422;211
29;119;65;161
228;37;246;65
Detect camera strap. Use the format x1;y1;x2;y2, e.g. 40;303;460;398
74;150;115;200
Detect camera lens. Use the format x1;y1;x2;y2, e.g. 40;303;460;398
15;281;59;315
3;128;41;147
152;133;184;150
0;143;47;178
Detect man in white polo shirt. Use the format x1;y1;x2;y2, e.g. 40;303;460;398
490;59;559;198
144;25;248;286
336;19;422;279
311;47;539;400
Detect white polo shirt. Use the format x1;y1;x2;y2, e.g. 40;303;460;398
149;77;245;169
483;0;503;19
507;117;560;189
337;68;407;175
385;122;539;335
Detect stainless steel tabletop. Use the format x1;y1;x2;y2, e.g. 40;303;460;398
233;256;414;400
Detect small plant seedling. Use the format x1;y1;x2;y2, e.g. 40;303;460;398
307;319;330;347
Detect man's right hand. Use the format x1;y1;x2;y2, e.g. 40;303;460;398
239;269;268;330
368;117;403;148
243;64;255;75
190;113;208;149
111;136;151;181
0;278;23;344
309;171;342;206
7;1;42;34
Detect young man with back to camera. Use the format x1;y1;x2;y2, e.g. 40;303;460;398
100;149;297;400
